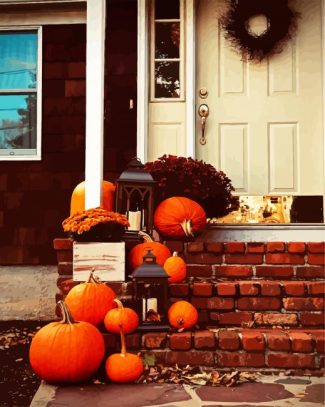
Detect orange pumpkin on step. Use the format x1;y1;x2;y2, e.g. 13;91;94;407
104;299;139;334
65;270;116;326
29;301;105;383
163;252;187;283
70;180;115;215
168;300;198;330
154;197;206;239
128;231;171;271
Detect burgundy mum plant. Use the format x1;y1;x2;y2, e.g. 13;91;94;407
145;155;239;218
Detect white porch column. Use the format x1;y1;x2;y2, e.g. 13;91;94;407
85;0;106;209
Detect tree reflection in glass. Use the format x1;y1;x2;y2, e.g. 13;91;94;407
155;61;180;98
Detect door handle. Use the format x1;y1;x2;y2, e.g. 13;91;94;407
198;104;209;145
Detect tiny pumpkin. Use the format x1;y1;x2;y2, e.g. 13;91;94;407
104;299;139;334
154;197;207;239
65;269;116;326
29;301;105;383
163;252;187;283
128;231;171;271
168;300;198;330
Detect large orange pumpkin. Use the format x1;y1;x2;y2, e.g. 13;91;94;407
70;180;115;216
128;231;171;270
168;300;198;330
163;252;187;283
29;301;104;383
104;299;139;334
65;270;116;326
154;197;206;239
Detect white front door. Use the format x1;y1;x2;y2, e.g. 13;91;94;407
196;0;324;196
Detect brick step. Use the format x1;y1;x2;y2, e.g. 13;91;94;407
102;328;325;373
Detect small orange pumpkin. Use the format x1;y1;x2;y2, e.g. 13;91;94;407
168;300;198;330
128;231;171;271
104;299;139;334
29;301;104;383
154;197;206;239
105;326;144;383
163;252;187;283
70;180;116;216
65;270;116;326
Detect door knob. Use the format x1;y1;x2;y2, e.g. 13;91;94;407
198;104;209;145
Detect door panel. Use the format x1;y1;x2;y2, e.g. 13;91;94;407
196;0;324;195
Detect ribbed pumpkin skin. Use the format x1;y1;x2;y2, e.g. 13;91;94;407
128;242;171;271
105;353;144;383
154;197;206;239
168;300;198;329
70;180;116;216
164;253;187;283
104;307;139;334
65;283;116;326
29;320;104;383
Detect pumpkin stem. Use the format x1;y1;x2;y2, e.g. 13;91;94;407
87;268;100;283
177;318;184;326
180;220;194;237
58;301;76;325
120;327;127;357
138;231;154;242
172;251;178;257
114;298;124;309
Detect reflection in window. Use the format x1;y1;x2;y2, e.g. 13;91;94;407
155;61;180;98
155;0;179;20
155;23;180;59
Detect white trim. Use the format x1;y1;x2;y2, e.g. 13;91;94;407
85;0;106;209
322;0;325;213
0;26;42;161
185;0;195;157
137;0;149;162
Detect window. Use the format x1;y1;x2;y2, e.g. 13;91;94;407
150;0;184;100
0;28;41;160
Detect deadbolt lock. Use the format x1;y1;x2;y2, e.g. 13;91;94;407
199;87;208;99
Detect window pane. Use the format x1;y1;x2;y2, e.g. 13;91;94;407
155;61;180;98
0;31;37;90
155;23;180;59
0;94;37;150
155;0;179;19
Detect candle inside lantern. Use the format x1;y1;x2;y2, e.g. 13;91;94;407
128;210;141;231
142;297;157;321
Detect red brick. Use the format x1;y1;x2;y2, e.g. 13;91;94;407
169;332;192;350
192;297;234;310
193;282;213;297
57;262;73;275
238;297;281;310
216;266;253;278
205;242;223;254
65;79;85;97
260;281;281;296
67;62;86;78
53;238;73;250
56;277;78;295
56;250;73;262
169;283;189;297
125;333;140;349
300;313;325;326
198;310;209;324
218;331;240;350
140;350;166;365
266;253;305;265
216;282;237;296
225;242;245;253
239;282;259;296
308;282;325;295
290;333;313;352
186;265;213;277
225;254;263;265
215;312;253;326
242;332;265;351
254;313;298;326
247;243;265;253
266;242;285;253
312;333;325;353
164;241;184;253
256;266;294;278
321;356;325;368
283;298;324;310
308;254;325;266
283;282;305;296
267;353;314;368
267;333;290;351
187;241;204;253
166;351;214;366
307;242;325;253
217;352;265;367
186;253;223;265
296;267;325;279
194;330;215;349
288;242;306;253
143;333;167;349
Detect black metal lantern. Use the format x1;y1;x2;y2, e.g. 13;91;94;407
115;158;156;237
132;250;170;331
